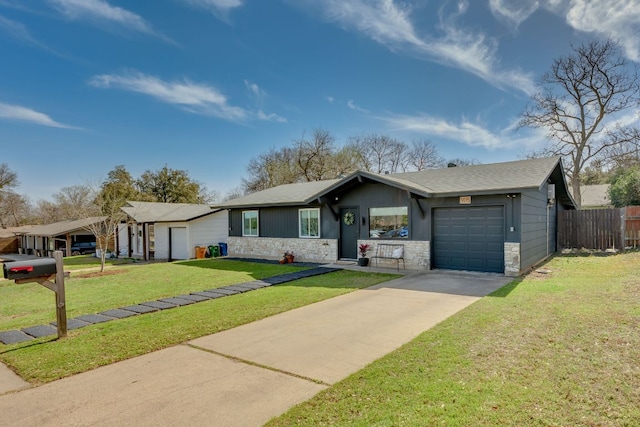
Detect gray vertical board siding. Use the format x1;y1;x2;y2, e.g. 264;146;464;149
259;207;301;238
229;210;243;237
520;186;553;271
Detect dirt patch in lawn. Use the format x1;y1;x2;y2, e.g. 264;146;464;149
73;269;128;279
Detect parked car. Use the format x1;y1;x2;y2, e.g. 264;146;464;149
70;241;96;255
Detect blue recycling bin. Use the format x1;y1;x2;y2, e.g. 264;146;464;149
218;242;228;256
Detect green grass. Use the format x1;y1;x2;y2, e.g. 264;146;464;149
0;258;308;331
267;252;640;427
61;254;137;270
0;266;397;384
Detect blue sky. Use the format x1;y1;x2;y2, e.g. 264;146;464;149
1;0;639;202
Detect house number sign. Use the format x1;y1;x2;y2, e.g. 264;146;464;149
459;196;472;205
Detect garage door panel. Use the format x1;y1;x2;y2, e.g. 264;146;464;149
433;206;505;273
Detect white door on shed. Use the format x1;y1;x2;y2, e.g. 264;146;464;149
170;227;189;260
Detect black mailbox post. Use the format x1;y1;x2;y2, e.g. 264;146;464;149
3;258;57;280
3;252;67;338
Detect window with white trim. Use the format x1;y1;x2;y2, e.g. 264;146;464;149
242;210;259;236
299;208;320;238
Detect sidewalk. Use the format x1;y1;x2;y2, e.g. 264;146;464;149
0;270;512;426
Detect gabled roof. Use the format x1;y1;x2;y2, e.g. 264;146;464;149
26;217;108;237
0;225;35;238
216;179;341;208
217;156;575;209
121;201;220;223
579;184;611;208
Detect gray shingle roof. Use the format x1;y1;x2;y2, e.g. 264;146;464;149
217;157;567;208
26;217;108;237
579;185;611;207
389;156;562;196
216;179;341;208
121;201;218;222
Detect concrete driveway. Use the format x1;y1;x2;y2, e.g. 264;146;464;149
0;270;512;426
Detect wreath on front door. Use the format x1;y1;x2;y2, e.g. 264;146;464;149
343;212;355;226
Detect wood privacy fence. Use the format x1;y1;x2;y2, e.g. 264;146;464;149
558;206;640;251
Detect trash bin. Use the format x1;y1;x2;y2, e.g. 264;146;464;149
208;245;220;258
195;246;206;259
218;242;228;256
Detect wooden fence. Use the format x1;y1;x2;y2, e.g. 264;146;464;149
558;207;640;251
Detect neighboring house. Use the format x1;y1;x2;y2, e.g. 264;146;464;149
0;229;18;254
0;226;33;254
119;201;228;261
217;157;575;276
579;185;611;209
21;217;106;256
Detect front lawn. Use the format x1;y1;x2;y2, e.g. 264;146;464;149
0;261;397;384
268;252;640;426
0;258;308;331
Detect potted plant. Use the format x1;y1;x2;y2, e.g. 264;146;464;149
357;243;371;266
281;250;295;263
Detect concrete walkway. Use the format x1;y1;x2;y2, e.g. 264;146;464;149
0;270;512;426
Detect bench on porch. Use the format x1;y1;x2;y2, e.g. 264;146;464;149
370;243;405;271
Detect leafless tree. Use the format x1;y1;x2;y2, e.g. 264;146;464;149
294;128;336;181
520;39;640;206
407;140;444;170
348;134;408;173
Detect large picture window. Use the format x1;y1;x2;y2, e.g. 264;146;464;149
242;210;259;236
369;207;408;238
299;208;320;238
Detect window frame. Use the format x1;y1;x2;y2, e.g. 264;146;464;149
298;208;321;238
368;206;409;239
242;210;259;237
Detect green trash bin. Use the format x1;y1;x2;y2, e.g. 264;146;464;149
208;245;220;258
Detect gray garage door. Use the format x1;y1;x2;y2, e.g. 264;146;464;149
432;206;505;273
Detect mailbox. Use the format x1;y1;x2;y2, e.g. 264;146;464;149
3;258;57;280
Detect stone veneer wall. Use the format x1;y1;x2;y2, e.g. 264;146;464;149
504;242;521;276
359;239;431;270
228;237;338;263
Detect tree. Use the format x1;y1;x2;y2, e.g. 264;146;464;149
53;185;94;220
294;128;337;181
608;166;640;207
520;39;640;207
242;147;299;193
347;134;408;173
0;163;18;192
0;192;30;227
407;140;444;170
0;163;25;227
75;182;128;272
137;165;209;204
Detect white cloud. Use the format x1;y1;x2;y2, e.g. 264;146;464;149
489;0;540;27
47;0;170;41
244;79;266;101
564;0;640;62
327;96;335;103
0;14;40;45
490;0;640;62
382;112;543;150
0;102;77;128
347;99;370;114
297;0;535;94
88;72;247;121
257;110;287;123
177;0;243;21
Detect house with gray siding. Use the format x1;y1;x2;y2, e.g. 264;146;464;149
217;157;575;276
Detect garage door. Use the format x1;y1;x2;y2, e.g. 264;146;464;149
170;227;189;260
432;206;504;273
